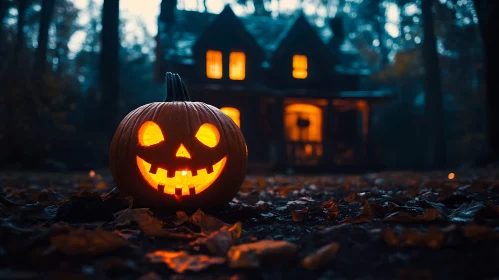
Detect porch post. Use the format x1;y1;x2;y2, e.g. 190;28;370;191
322;99;334;168
274;96;287;170
365;101;373;167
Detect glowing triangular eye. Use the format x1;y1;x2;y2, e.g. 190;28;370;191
138;121;164;146
195;123;220;148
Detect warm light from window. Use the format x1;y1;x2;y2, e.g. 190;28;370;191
292;54;308;79
285;103;322;142
206;50;222;79
220;107;241;127
229;52;246;80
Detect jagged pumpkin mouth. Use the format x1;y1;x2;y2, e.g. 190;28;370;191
136;156;227;196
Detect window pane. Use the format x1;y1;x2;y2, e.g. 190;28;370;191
292;54;308;79
229;52;246;80
206;50;222;79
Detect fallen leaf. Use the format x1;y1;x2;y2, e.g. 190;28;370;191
227;240;298;268
191;222;243;256
448;201;485;222
50;227;127;256
291;209;308;222
345;192;362;203
173;210;189;226
146;250;225;273
475;203;499;220
112;208;163;236
190;209;229;234
402;226;445;249
138;272;162;280
383;208;440;223
321;199;339;220
339;200;373;224
301;242;340;270
383;226;445;249
462;224;499;242
382;228;400;247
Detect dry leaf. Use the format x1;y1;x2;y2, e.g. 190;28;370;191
462;224;499;241
321;199;339;220
448;201;485;222
173;210;189;226
146;250;225;273
190;209;229;234
402;227;445;249
227;240;298;268
383;226;445;249
339;200;373;224
301;242;340;270
50;227;126;256
112;208;164;236
138;272;162;280
345;192;361;203
191;222;243;256
383;208;440;223
291;209;308;222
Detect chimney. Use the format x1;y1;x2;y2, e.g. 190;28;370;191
329;17;345;43
159;0;177;24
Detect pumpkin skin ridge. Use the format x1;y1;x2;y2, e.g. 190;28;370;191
201;102;247;202
110;100;248;209
110;103;154;192
121;103;162;197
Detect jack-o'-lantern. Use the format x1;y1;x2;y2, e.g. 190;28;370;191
110;73;247;209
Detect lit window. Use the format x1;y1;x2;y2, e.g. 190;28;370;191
206;50;222;79
229;52;246;80
220;107;240;127
292;54;308;79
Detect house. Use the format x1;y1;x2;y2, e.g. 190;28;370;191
155;4;390;172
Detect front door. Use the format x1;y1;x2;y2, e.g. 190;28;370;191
284;103;323;165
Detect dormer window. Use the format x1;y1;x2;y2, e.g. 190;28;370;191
292;54;308;79
206;50;222;79
229;52;246;80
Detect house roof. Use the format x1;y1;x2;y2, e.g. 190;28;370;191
158;6;370;75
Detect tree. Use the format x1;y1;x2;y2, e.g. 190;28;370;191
0;1;7;43
16;0;28;49
421;0;445;169
33;0;55;78
473;0;499;164
99;0;120;149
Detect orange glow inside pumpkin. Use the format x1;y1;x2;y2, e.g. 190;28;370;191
138;121;165;146
136;121;227;196
175;144;191;158
195;123;220;148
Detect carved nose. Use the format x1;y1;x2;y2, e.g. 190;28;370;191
175;144;191;159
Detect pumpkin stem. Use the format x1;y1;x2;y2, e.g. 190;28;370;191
164;72;191;102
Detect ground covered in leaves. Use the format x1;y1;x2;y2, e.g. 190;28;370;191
1;169;499;279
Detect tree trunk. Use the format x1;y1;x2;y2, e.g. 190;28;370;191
33;0;55;78
421;0;446;169
156;0;177;82
17;0;28;50
473;0;499;164
100;0;120;163
0;1;7;43
373;0;388;67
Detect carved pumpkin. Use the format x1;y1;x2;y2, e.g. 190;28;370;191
110;73;247;208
